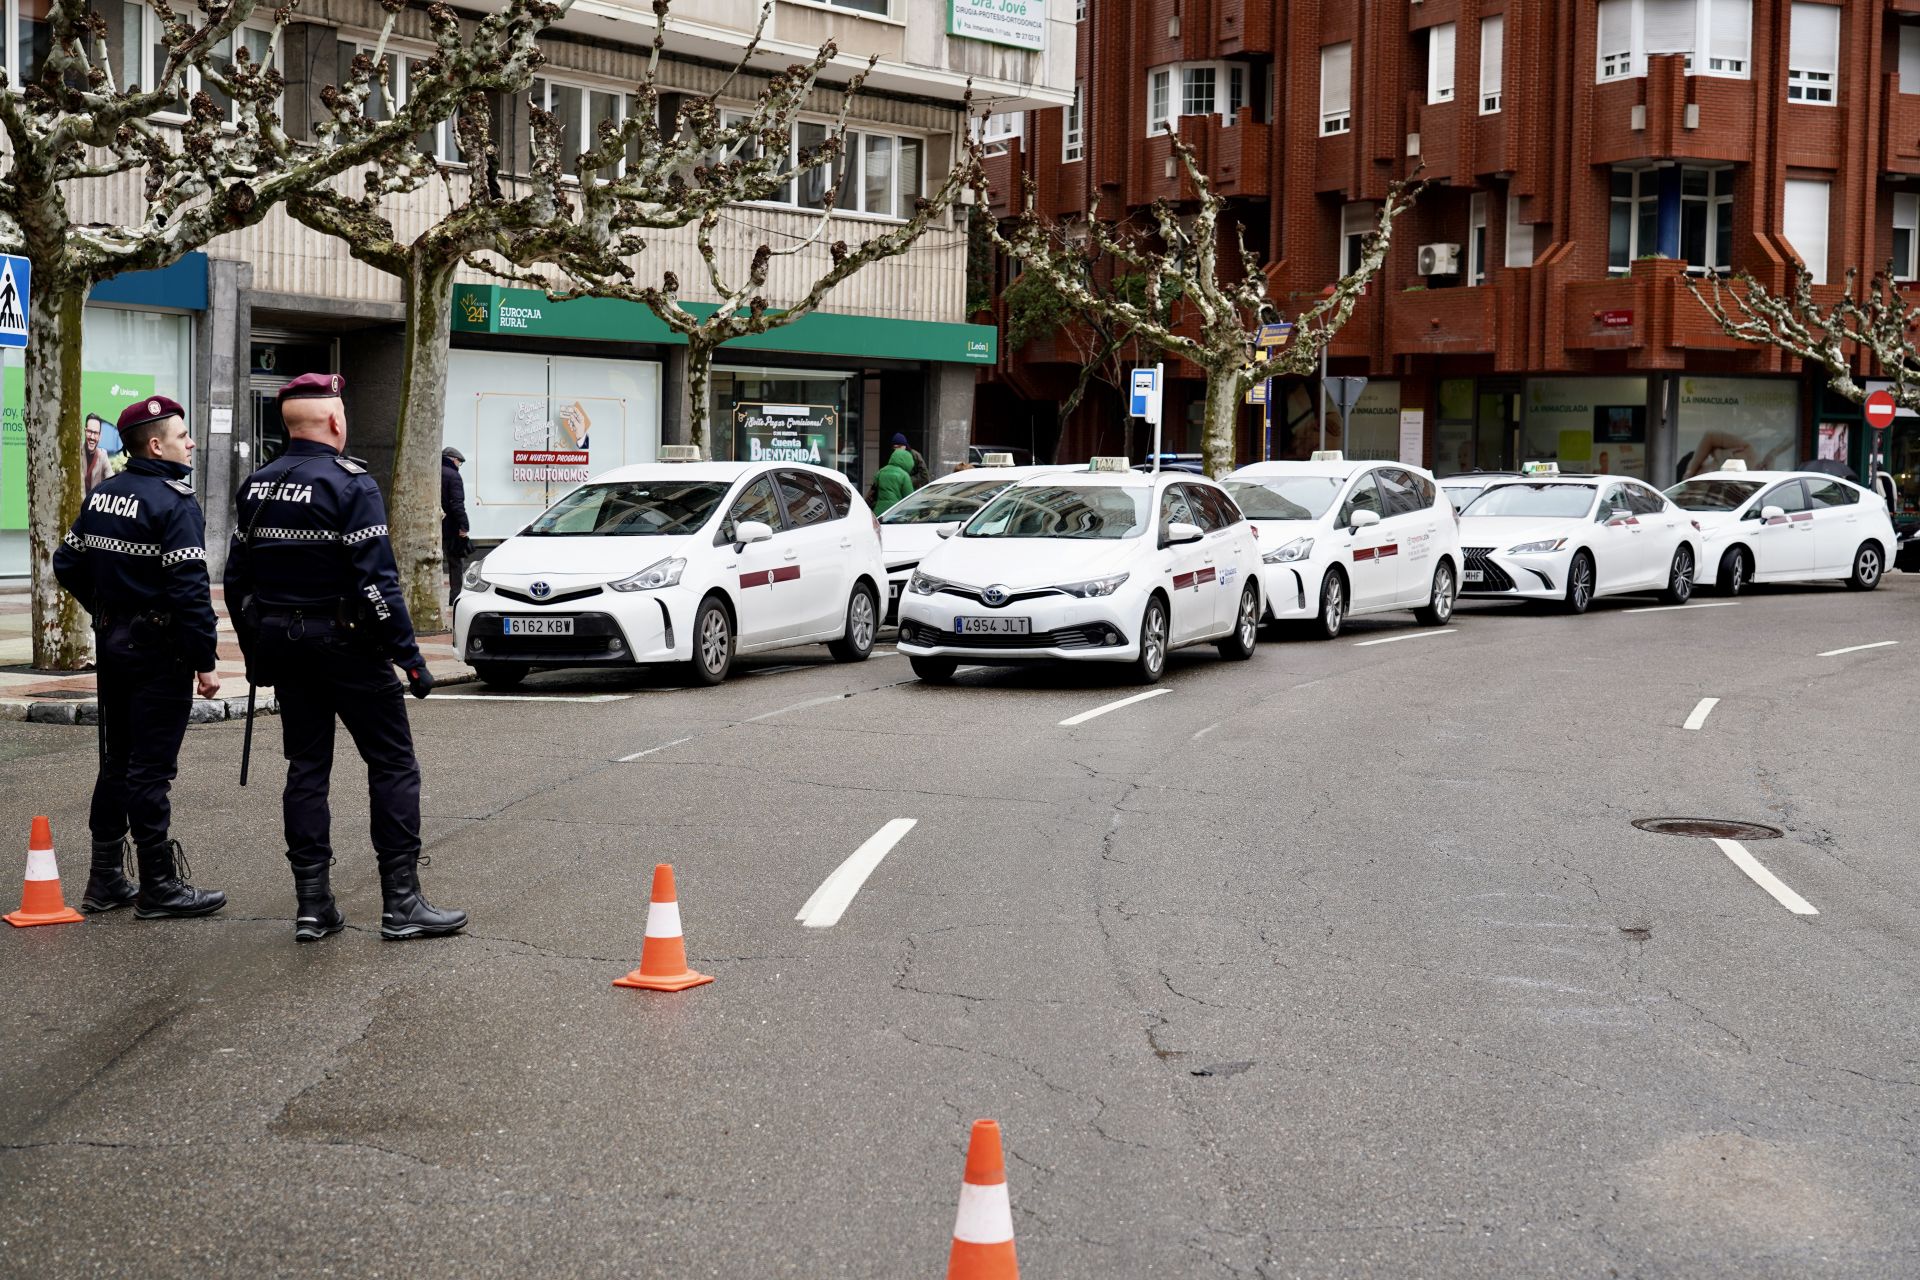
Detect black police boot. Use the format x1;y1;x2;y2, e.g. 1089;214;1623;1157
292;861;345;943
80;837;139;913
377;855;467;940
133;840;227;920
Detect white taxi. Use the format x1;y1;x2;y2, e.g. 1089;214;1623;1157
1223;454;1464;640
877;458;1077;623
1665;465;1896;593
1456;466;1699;613
895;461;1262;684
454;453;887;686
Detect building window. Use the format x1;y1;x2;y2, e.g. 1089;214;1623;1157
1901;24;1920;95
1340;203;1376;277
1063;84;1083;163
1596;0;1750;82
734;113;924;220
1427;23;1456;105
1320;42;1352;136
1783;178;1830;284
336;43;465;162
1787;3;1839;105
1609;170;1660;272
1182;65;1217;118
130;8;277;127
979;112;1023;158
1075;0;1087;19
1147;61;1250;133
1148;67;1172;134
1479;15;1504;114
1896;193;1920;282
819;0;889;14
1505;191;1536;268
1682;166;1735;273
531;79;635;181
1468;192;1489;286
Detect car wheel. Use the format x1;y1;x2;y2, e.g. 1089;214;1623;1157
1847;541;1884;591
1306;570;1346;640
1561;551;1595;615
1716;546;1750;596
1215;583;1259;661
687;596;734;686
1131;596;1169;684
910;655;958;684
1414;560;1457;626
828;584;878;662
472;661;528;689
1660;545;1695;605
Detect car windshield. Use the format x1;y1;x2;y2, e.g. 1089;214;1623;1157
1223;476;1344;521
1461;483;1597;518
523;481;730;536
964;483;1150;539
880;480;1010;525
1665;478;1764;512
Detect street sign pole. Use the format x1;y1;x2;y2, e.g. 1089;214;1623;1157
1152;362;1164;473
1318;346;1328;452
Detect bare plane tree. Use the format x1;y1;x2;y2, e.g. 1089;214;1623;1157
1688;266;1920;408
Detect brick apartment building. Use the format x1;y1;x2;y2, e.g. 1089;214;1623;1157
974;0;1920;516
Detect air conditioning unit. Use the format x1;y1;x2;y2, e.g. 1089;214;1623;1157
1417;243;1463;276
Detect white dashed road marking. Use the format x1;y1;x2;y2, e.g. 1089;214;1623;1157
747;693;849;722
1352;628;1457;648
796;818;917;928
1817;641;1898;658
1712;838;1817;915
1058;688;1171;727
1683;698;1720;731
1622;603;1741;615
618;736;694;763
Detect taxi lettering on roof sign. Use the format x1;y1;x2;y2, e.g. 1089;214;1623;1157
1522;461;1560;476
978;452;1016;467
1088;456;1133;473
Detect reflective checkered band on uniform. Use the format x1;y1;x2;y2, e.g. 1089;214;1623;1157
63;531;83;550
342;524;389;546
160;546;207;567
253;527;341;542
77;534;161;556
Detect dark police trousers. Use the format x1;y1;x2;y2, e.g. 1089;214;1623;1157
89;624;191;851
259;619;422;873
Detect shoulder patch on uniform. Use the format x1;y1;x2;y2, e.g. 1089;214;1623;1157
165;478;195;495
336;458;367;475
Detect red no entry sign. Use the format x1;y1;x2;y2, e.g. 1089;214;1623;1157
1865;389;1898;431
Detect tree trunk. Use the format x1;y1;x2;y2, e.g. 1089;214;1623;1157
686;337;714;459
392;254;457;635
1199;359;1246;479
24;277;90;670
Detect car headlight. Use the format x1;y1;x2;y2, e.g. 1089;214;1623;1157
609;557;686;592
1506;538;1568;555
462;562;492;592
1054;573;1130;598
908;570;946;596
1262;536;1314;565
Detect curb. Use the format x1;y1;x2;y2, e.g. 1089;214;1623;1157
4;672;476;725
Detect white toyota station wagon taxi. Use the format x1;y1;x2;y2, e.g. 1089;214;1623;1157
896;460;1262;684
877;457;1078;623
454;451;887;686
1664;464;1897;594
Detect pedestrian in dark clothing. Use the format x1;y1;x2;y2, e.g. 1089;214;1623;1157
442;447;469;606
52;395;227;919
226;372;466;944
891;432;931;487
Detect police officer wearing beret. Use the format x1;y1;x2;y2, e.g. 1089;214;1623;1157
225;373;466;942
52;396;228;919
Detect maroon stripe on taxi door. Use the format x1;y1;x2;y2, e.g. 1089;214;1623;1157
739;565;803;589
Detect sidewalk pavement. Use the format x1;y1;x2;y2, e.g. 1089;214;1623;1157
0;584;474;723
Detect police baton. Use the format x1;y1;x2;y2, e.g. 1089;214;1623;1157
239;682;257;786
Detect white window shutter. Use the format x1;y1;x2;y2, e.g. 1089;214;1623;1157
1322;43;1352;118
1505;193;1536;268
1790;3;1840;76
1479;16;1505;109
1709;0;1751;68
1902;25;1920;93
1597;0;1632;75
1429;23;1457;103
1783;179;1831;285
1644;0;1695;56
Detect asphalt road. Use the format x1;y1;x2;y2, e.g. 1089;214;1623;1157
1;577;1916;1278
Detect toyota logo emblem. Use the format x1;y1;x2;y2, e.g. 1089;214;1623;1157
982;584;1009;607
530;581;552;599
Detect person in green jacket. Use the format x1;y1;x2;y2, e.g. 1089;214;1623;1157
872;446;918;514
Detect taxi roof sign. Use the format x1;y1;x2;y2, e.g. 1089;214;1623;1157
978;452;1016;467
1309;450;1344;462
1720;459;1747;471
1521;461;1560;476
658;444;703;462
1088;456;1132;472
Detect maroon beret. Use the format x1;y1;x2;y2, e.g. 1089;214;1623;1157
278;372;346;402
116;395;186;434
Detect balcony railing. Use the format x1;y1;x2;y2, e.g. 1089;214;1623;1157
1388;283;1497;356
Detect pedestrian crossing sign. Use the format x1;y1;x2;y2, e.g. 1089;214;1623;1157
0;255;27;348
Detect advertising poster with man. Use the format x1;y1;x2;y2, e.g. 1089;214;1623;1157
1;367;155;529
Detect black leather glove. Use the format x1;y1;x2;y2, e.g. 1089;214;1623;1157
406;666;434;699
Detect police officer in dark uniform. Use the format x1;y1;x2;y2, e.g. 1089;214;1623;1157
225;372;467;943
52;395;227;919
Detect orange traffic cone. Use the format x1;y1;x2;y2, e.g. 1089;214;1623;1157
5;817;84;928
613;863;713;992
948;1119;1019;1280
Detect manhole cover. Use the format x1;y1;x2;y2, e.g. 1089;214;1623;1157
1632;817;1783;840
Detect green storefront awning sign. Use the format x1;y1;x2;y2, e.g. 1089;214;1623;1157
451;285;996;365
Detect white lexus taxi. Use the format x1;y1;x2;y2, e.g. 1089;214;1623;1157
454;451;887;686
895;460;1262;684
878;457;1077;623
1455;465;1700;613
1223;453;1464;640
1664;464;1896;594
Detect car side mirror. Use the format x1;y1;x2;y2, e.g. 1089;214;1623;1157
1348;509;1381;532
734;519;774;548
1760;505;1786;522
935;522;961;540
1164;520;1204;547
